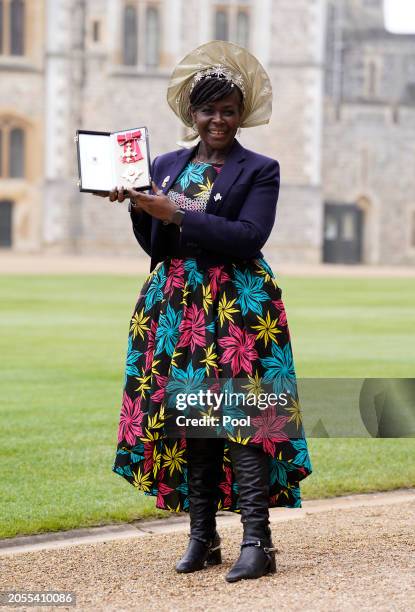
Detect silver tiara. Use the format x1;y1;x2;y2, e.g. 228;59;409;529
190;64;246;98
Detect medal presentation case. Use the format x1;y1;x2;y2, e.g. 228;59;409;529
75;127;151;193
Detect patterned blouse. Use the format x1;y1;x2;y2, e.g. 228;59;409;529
162;159;223;256
167;160;223;214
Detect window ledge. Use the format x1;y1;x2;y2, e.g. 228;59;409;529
0;57;40;73
109;65;171;79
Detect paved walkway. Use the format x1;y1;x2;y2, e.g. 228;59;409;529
1;252;415;277
1;489;414;610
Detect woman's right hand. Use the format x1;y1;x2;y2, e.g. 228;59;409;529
93;186;143;210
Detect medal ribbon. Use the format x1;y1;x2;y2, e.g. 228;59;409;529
117;130;143;164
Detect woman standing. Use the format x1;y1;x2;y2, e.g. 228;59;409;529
110;41;312;582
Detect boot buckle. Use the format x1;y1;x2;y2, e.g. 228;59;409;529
263;546;277;553
241;539;262;549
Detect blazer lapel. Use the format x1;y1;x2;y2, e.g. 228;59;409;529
206;139;246;215
158;146;197;194
155;138;247;212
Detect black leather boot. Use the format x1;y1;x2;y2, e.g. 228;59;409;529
176;437;224;573
175;530;222;573
225;442;277;583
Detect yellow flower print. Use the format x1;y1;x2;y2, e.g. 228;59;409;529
170;350;182;369
242;370;263;396
218;292;239;326
166;501;182;513
286;397;303;428
162;441;186;477
152;446;162;477
130;309;150;340
147;412;165;429
255;261;271;283
181;282;191;306
200;343;218;376
251;310;282;347
202;283;213;314
228;429;250;445
140;428;161;443
151;359;161;376
132;467;151;491
194;176;214;197
134;373;151;397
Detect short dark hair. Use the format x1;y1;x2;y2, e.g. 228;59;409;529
189;76;244;110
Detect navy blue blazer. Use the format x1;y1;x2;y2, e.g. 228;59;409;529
130;138;280;272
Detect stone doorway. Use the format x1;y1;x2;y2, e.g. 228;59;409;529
0;200;13;247
323;202;363;264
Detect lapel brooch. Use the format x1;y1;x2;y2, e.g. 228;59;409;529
214;192;222;202
162;175;170;188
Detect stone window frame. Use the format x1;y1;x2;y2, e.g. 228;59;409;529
364;56;381;99
0;117;27;179
213;1;251;49
121;0;163;69
0;0;25;57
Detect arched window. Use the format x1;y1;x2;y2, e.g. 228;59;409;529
215;9;229;41
10;0;24;55
367;61;378;97
123;4;138;65
0;123;25;178
9;127;24;177
236;11;249;48
145;6;160;67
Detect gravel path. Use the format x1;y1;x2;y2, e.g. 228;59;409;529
1;501;414;612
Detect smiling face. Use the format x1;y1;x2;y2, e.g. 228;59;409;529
190;88;243;152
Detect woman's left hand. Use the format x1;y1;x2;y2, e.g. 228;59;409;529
127;182;179;223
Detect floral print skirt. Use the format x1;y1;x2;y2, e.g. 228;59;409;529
112;256;312;512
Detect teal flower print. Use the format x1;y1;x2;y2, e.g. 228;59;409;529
175;466;189;508
291;439;312;472
166;362;207;411
177;162;211;190
261;342;296;395
269;459;289;488
155;304;182;357
184;259;204;290
125;335;142;383
145;266;167;312
256;258;274;278
233;269;269;316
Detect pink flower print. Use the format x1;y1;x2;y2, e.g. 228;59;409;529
219;465;232;508
218;322;258;376
151;374;168;403
278;309;287;327
145;320;158;372
208;265;231;300
144;441;155;474
272;300;287;327
118;392;144;445
165;258;185;297
251;408;290;455
177;304;206;352
156;468;173;508
272;299;288;333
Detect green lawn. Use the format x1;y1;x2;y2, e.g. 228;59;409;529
0;275;414;539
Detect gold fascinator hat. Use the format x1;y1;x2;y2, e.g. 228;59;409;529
167;40;273;141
